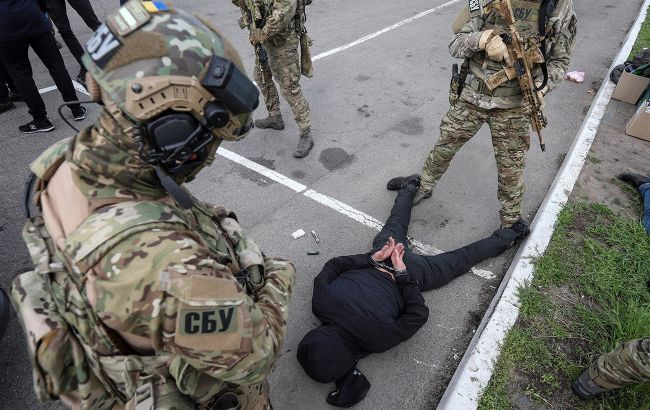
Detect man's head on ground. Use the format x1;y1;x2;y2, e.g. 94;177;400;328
297;325;371;407
75;2;258;206
297;324;356;383
617;173;650;190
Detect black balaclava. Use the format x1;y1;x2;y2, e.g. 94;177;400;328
297;324;356;383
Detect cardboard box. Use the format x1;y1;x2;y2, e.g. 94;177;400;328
626;99;650;141
612;70;650;104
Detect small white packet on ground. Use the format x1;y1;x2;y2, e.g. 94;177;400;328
291;229;306;239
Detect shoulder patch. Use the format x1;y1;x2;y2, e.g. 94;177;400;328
469;0;482;13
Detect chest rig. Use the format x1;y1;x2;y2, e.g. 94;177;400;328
12;139;265;409
467;0;549;96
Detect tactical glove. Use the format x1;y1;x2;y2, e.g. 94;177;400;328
249;28;269;45
479;30;512;66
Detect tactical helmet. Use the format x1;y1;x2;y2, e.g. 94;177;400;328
82;1;258;183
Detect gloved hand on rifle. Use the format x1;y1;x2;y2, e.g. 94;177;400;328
534;80;548;109
478;30;512;66
249;28;269;45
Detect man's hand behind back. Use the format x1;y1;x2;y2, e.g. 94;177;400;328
372;236;396;262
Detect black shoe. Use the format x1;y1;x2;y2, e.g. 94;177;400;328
19;119;55;133
327;367;371;408
76;69;87;90
71;106;87;121
493;218;530;248
386;174;421;191
0;102;15;113
510;218;531;238
618;172;650;190
8;89;22;102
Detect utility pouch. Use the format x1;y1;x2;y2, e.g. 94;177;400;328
11;218;119;406
300;32;314;78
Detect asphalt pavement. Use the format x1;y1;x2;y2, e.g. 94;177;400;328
0;1;643;409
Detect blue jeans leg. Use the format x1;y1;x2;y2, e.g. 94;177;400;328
640;183;650;235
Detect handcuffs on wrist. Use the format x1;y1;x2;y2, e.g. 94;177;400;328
369;255;408;281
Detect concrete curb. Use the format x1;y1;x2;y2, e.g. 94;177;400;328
437;1;650;408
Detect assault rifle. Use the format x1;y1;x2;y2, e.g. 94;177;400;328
483;0;548;152
239;1;268;66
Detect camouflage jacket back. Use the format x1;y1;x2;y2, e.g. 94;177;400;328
12;136;295;409
451;0;577;109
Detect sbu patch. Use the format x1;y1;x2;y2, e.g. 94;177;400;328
169;274;251;352
469;0;481;12
180;307;238;335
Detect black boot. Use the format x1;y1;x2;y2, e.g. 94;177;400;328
493;218;530;248
572;369;608;400
386;174;421;191
618;172;650;190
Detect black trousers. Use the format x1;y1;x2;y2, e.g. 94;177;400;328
47;0;101;66
372;188;510;291
0;62;16;103
0;32;79;122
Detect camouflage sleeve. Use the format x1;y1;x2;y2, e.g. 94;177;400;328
90;230;294;389
541;12;577;93
261;0;297;38
448;15;488;59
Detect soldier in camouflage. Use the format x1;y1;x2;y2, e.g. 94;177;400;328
233;0;314;158
11;2;294;409
390;0;576;227
572;338;650;400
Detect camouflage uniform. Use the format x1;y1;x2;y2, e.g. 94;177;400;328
419;0;576;226
575;338;650;397
236;0;311;135
11;4;294;409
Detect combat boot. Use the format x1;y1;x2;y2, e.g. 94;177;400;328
254;115;284;130
572;369;607;400
294;130;314;158
493;218;530;248
386;174;421;191
412;188;432;206
618;172;650;190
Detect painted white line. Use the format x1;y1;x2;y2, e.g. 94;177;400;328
37;81;89;96
303;189;385;230
217;147;308;193
312;0;462;61
437;1;650;408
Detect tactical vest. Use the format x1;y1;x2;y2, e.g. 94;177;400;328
12;139;266;409
467;0;546;97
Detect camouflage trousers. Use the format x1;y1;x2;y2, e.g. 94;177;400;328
587;338;650;391
255;31;311;134
420;99;531;226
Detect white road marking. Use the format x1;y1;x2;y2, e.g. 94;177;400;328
312;0;463;61
438;0;650;408
218;147;307;193
34;2;494;280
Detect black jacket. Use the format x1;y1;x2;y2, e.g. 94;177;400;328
0;0;51;41
311;254;429;354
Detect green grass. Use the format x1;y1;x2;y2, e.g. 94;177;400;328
478;203;650;409
630;5;650;59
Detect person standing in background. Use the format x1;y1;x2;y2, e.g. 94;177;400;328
0;62;22;113
46;0;102;88
0;0;86;133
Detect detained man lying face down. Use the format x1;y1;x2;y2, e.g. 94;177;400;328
296;175;529;407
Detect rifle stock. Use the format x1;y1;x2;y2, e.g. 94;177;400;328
484;0;547;152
